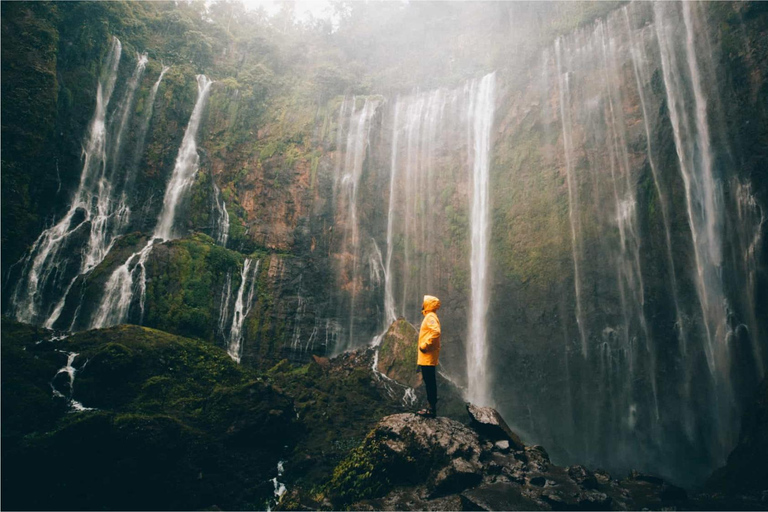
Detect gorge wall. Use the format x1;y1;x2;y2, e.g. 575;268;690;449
2;0;767;487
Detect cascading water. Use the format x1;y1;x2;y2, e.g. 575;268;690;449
9;38;123;326
90;75;213;329
154;75;214;240
382;101;401;325
367;76;495;403
227;258;259;363
212;181;230;247
333;97;379;351
466;73;496;407
555;38;588;357
514;1;767;483
121;64;170;215
218;273;233;337
51;350;93;412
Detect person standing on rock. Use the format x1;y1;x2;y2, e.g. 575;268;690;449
417;295;441;418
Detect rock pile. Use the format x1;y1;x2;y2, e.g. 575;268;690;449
321;404;689;511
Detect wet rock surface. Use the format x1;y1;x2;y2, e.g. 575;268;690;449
467;404;524;450
320;407;707;511
376;319;422;389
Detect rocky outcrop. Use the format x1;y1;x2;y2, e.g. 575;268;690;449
466;404;524;450
320;406;692;511
1;320;297;511
377;319;422;388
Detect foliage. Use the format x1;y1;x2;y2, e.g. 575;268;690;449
1;319;296;510
324;429;393;508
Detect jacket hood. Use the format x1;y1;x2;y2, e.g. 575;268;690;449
422;295;441;314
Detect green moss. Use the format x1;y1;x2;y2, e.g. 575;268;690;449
324;430;393;508
2;321;296;510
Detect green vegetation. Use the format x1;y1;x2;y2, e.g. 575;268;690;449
1;319;295;510
324;429;394;508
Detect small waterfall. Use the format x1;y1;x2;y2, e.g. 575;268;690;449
123;64;170;208
154;75;214;240
334;97;379;351
212;181;230;247
555;38;588;356
55;50;150;328
267;460;287;511
9;37;123;326
289;276;307;353
624;7;687;358
654;1;733;461
90;74;213;329
51;351;93;412
466;73;496;406
734;181;765;375
368;239;385;288
227;258;259;363
382;101;401;325
90;241;153;329
218;272;233;336
521;1;767;482
382;86;454;326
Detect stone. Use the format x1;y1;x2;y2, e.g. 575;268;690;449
494;440;510;452
429;458;483;497
568;464;599;489
460;482;544;511
466;404;525;449
376;319;422;388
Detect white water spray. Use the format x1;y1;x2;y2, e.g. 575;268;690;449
466;72;496;406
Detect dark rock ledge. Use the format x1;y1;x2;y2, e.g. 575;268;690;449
283;404;691;511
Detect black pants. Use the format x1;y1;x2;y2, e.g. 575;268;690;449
419;365;437;409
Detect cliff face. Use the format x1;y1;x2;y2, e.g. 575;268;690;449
2;0;768;488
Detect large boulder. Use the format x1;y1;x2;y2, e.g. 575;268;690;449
324;413;483;507
377;319;422;388
467;403;525;450
321;405;701;511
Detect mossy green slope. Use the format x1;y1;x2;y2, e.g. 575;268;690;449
1;319;296;511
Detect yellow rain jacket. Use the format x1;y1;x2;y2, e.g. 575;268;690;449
417;295;441;366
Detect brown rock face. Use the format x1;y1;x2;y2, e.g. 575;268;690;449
377;319;422;389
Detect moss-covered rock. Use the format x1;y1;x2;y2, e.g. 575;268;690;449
377;318;421;388
1;319;296;510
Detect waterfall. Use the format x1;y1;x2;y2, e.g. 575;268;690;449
555;38;588;357
290;276;306;353
9;37;123;326
466;73;496;406
154;75;214;240
334;97;379;351
218;272;233;337
654;1;735;461
512;1;768;483
227;258;259;363
382;101;401;325
212;180;230;247
123;64;170;205
624;7;688;358
90;241;153;329
90;74;213;329
51;351;93;412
